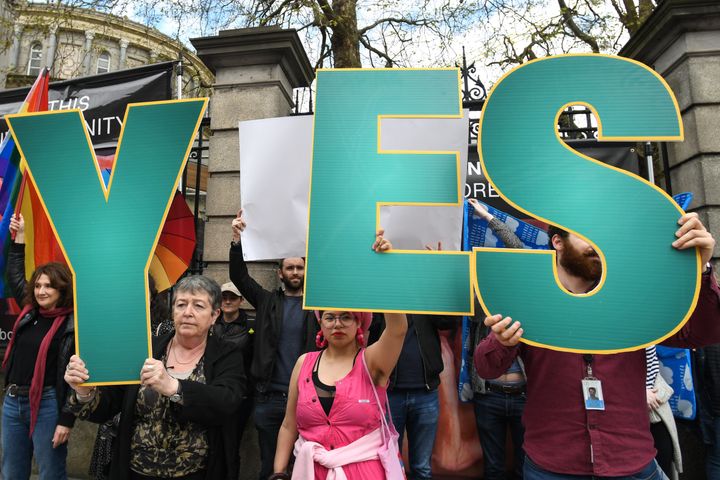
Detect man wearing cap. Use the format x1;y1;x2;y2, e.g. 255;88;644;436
213;282;251;347
212;281;254;479
229;210;318;480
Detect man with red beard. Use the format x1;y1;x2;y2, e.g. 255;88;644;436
474;213;720;479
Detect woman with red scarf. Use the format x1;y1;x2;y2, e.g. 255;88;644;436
2;214;75;479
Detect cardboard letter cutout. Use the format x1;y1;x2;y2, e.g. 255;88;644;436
473;55;697;353
6;99;207;384
304;69;472;314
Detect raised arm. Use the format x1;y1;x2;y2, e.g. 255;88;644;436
273;354;304;475
364;229;408;386
663;213;720;348
468;198;523;249
7;214;27;304
229;209;271;308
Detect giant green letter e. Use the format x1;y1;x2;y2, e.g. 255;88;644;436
7;99;206;384
305;69;471;314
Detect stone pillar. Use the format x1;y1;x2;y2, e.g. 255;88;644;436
83;30;95;75
190;27;314;288
9;24;22;69
45;25;57;72
191;27;313;479
621;0;720;270
119;38;129;69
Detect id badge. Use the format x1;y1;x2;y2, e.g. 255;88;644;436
582;378;605;411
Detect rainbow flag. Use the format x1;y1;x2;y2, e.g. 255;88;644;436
0;68;65;297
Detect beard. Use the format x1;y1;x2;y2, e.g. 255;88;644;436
281;275;304;293
559;240;602;283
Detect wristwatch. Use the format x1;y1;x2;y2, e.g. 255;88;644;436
168;381;183;403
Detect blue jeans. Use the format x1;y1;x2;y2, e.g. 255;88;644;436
254;392;288;480
706;416;720;478
473;391;526;480
388;389;439;480
1;388;68;480
524;456;668;480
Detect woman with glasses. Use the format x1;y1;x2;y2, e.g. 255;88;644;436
64;275;246;480
270;231;408;480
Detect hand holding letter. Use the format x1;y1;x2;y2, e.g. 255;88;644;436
484;314;523;347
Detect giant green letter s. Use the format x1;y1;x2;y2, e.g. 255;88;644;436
474;55;695;353
6;99;206;384
305;69;472;314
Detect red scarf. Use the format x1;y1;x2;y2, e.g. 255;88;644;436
2;305;73;435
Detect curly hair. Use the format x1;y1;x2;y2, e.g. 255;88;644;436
23;262;73;309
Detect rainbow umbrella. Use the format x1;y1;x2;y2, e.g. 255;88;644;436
97;154;196;291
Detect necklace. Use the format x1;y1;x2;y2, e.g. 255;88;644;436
169;338;206;365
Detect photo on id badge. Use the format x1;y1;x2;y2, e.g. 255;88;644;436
582;379;605;410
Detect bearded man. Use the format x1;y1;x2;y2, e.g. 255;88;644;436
474;213;720;480
229;210;318;480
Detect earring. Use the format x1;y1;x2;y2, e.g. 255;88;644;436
356;327;365;346
315;331;327;348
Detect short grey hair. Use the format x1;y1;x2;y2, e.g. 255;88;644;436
174;275;221;310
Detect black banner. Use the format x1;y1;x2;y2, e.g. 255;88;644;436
0;63;173;349
0;61;174;149
465;140;641;220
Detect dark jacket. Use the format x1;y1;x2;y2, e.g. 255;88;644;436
371;313;457;391
213;310;253;382
5;242;76;427
212;310;250;351
78;333;245;480
229;242;318;392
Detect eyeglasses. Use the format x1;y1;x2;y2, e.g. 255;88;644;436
321;313;355;326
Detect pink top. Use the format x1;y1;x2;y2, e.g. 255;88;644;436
294;349;387;480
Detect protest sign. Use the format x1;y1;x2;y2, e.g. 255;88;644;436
473;55;695;353
238;113;468;261
5;98;207;384
239;115;313;261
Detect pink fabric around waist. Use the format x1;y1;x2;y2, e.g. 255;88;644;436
292;429;383;480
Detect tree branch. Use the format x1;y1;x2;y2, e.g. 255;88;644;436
359;35;393;67
557;0;599;52
358;16;430;36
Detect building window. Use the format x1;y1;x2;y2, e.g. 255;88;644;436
97;51;110;74
27;43;43;76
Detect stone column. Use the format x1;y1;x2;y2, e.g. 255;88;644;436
191;28;312;479
119;38;129;69
191;27;314;289
9;24;22;69
45;25;57;72
82;30;94;75
621;0;720;270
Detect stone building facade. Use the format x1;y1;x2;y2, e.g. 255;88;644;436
0;0;212;95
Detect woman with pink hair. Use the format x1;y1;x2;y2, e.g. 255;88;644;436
271;233;408;480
